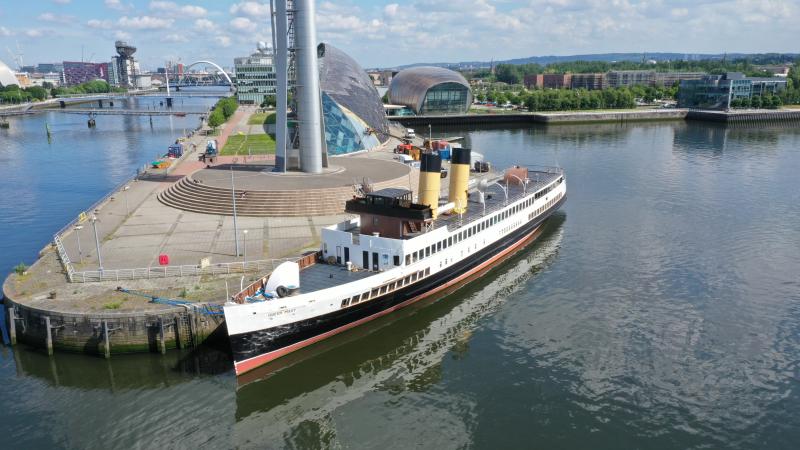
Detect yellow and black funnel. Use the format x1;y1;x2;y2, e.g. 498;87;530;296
418;152;442;218
448;147;471;214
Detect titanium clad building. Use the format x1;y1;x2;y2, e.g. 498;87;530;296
235;44;277;105
388;67;472;115
318;43;390;155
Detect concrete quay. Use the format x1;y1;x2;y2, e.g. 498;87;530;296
390;108;800;127
2;107;414;357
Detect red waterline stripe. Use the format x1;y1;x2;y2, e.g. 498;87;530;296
234;224;543;375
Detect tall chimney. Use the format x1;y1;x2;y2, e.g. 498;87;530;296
448;147;471;214
418;152;442;218
294;0;324;173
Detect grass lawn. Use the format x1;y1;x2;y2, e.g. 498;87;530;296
220;133;276;155
247;111;277;125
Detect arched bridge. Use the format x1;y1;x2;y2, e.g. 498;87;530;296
178;60;234;88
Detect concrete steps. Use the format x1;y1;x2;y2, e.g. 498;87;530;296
158;175;409;217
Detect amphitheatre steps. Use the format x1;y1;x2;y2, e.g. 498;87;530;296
158;174;409;217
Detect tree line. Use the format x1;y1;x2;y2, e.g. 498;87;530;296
0;84;48;104
1;80;127;104
468;56;800;87
474;84;679;111
207;97;239;129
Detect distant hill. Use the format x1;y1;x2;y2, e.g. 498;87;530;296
388;52;799;70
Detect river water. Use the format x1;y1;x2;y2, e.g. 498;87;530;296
1;115;799;448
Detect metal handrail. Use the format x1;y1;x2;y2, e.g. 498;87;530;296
70;257;300;283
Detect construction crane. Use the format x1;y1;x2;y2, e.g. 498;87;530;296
6;40;24;70
115;287;224;315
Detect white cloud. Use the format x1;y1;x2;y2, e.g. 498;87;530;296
86;19;113;29
115;31;132;40
194;18;215;31
52;0;71;4
149;1;207;18
0;26;11;37
384;4;399;18
229;1;270;19
24;29;44;38
230;17;257;32
671;8;689;18
215;35;232;47
38;12;74;24
104;0;126;11
163;33;189;43
118;16;174;30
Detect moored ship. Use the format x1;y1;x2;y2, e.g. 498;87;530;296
223;148;566;375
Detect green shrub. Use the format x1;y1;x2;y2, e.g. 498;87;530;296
13;263;27;275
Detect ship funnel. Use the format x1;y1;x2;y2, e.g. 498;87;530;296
448;147;471;214
418;152;442;218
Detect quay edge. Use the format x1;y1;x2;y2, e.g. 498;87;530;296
3;274;225;355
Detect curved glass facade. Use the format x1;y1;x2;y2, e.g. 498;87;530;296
421;82;470;115
388;67;472;115
322;92;381;155
318;43;390;155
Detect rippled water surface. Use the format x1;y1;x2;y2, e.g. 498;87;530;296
2;119;800;449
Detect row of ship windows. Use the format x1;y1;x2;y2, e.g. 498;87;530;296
528;192;563;221
405;180;562;266
340;268;432;309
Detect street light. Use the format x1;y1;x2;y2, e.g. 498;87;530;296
74;225;84;264
90;215;103;273
123;185;130;217
230;166;241;257
243;230;248;263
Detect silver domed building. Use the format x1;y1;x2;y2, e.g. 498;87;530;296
318;43;389;155
388;66;472;115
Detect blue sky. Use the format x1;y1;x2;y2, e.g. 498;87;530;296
0;1;798;70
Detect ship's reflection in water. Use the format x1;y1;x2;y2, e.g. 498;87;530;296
232;215;565;448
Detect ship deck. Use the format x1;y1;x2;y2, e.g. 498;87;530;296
434;168;562;232
299;262;375;293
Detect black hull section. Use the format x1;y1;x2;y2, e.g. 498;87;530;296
231;195;566;364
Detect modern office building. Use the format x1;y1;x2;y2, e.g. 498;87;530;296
318;43;390;154
654;72;705;87
234;43;276;105
36;63;63;74
570;73;606;90
606;70;655;88
678;72;787;109
62;61;108;85
0;59;18;87
388;66;472;115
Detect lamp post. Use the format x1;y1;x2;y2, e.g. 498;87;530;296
489;181;508;205
123;185;130;216
243;230;248;263
230;166;241;257
74;225;84;264
91;215;103;273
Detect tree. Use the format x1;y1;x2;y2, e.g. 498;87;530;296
261;95;277;108
25;86;47;101
208;109;224;129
